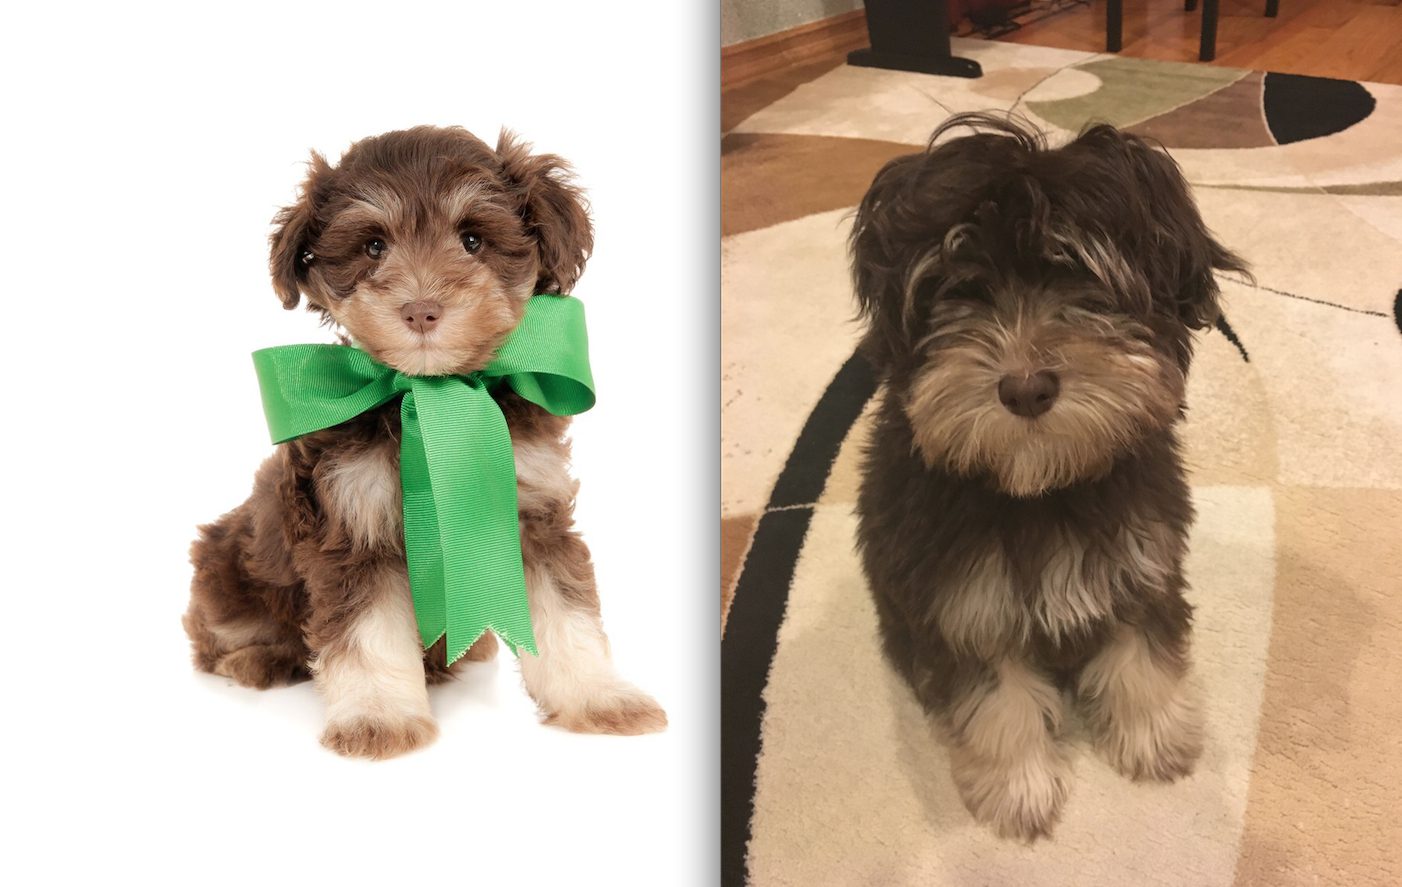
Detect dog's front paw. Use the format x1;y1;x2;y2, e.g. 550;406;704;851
321;714;438;760
545;684;668;736
1097;697;1203;782
952;750;1070;842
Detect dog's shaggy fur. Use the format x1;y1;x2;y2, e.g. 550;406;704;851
184;126;665;759
851;114;1246;840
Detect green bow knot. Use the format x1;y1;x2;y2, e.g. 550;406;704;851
251;295;595;664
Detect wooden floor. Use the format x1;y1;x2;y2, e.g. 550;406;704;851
997;0;1402;84
722;0;1402;121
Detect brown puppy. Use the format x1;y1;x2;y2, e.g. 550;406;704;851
851;114;1246;839
184;126;665;759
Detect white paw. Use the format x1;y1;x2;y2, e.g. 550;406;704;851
1097;697;1204;782
320;713;438;759
544;683;667;735
952;749;1071;842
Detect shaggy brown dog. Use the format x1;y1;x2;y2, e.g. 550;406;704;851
185;126;665;759
851;114;1246;840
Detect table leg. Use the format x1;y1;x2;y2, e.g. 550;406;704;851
847;0;982;78
1200;0;1219;61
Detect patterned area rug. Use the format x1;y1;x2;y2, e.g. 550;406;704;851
721;39;1402;887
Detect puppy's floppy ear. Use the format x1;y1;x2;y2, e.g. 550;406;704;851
496;129;593;294
1081;125;1249;329
851;152;928;371
269;151;333;310
852;116;1040;373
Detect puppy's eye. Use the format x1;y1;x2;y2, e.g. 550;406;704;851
365;238;387;259
461;232;483;254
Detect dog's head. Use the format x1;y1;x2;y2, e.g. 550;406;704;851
852;113;1246;497
269;126;592;376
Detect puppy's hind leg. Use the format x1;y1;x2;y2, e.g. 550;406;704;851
185;514;309;690
939;657;1072;842
206;636;309;690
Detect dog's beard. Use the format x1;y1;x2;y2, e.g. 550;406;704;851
361;330;471;377
903;338;1183;497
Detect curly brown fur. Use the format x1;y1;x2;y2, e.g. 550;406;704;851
185;126;663;759
852;114;1241;840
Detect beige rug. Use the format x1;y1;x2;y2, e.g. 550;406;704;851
722;38;1402;886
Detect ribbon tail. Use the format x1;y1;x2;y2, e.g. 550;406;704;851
399;392;447;650
411;378;538;663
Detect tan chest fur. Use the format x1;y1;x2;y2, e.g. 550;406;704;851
932;518;1180;656
317;434;575;551
320;441;403;551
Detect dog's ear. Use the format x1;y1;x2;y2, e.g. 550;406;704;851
1080;126;1248;329
853;118;1041;372
269;152;333;310
496;130;593;295
851;152;928;371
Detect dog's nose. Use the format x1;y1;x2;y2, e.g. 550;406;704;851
998;371;1060;419
400;300;443;335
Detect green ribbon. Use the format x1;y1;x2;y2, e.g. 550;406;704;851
251;295;595;664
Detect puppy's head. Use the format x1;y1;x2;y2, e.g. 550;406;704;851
852;113;1246;497
270;126;591;375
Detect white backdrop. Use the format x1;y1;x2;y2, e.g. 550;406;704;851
0;2;716;883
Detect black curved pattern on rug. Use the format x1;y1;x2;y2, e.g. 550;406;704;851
1215;313;1249;362
721;352;877;886
1263;72;1376;146
1394;288;1402;337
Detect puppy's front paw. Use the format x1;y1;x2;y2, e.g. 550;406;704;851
1097;697;1203;783
952;750;1070;842
321;714;438;760
546;684;668;736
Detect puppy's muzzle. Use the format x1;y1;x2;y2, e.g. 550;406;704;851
401;300;443;335
998;371;1059;419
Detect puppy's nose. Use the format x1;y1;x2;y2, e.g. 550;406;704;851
998;371;1060;419
400;300;443;335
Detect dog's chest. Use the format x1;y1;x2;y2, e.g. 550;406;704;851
321;442;403;550
1023;535;1120;640
317;434;571;550
932;519;1177;651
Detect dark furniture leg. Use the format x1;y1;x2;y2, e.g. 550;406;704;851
1107;0;1123;52
1185;0;1198;10
847;0;982;79
1265;0;1279;17
1200;0;1219;61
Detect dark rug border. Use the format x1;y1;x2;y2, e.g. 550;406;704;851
721;352;877;886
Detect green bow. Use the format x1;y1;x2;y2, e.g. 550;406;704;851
251;295;595;664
